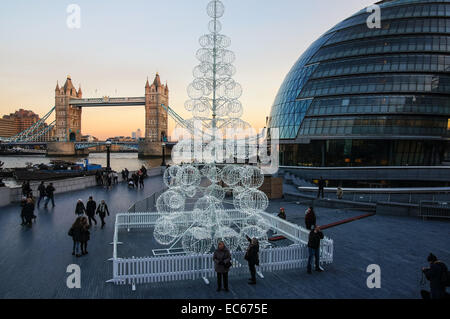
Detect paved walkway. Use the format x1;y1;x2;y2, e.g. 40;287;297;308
0;179;448;299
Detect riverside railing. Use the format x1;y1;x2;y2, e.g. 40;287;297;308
296;186;450;205
108;211;334;289
419;201;450;220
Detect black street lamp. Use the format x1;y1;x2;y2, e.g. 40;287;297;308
161;142;166;167
106;141;112;171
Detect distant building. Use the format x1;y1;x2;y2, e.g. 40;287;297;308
136;129;142;139
2;109;39;135
0;117;17;138
0;109;55;140
81;135;98;143
132;132;137;140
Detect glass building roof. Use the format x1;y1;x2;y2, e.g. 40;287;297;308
268;0;450;140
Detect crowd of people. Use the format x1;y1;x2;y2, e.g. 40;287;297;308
19;181;56;228
95;170;119;189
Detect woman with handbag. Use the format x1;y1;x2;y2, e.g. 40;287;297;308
213;241;232;292
245;236;260;285
79;217;91;256
68;217;83;257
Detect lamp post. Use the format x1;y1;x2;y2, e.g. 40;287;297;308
161;142;166;167
105;141;112;171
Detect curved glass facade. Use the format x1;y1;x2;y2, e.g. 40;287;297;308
268;0;450;167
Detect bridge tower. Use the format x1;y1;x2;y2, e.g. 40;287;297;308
54;76;83;142
48;76;85;156
139;73;169;158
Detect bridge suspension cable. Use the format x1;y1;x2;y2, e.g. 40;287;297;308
8;107;56;143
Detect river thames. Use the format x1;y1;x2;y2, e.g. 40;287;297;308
0;152;166;172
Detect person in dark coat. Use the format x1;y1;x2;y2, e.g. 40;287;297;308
141;165;147;177
277;208;286;220
37;181;46;208
307;226;324;274
132;173;139;189
20;196;27;226
44;183;55;208
95;170;103;186
305;207;317;230
213;241;232;292
22;181;31;197
96;200;110;229
317;177;326;199
139;173;145;189
75;199;86;216
86;196;97;226
245;236;260;285
79;217;91;255
421;253;449;299
69;217;83;257
22;198;35;228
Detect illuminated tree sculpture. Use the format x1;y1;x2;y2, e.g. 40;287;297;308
154;0;270;254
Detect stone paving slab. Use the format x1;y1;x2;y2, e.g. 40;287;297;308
0;180;448;299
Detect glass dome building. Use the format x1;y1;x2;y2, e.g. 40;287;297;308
268;0;450;167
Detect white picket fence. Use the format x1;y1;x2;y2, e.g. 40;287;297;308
108;212;334;288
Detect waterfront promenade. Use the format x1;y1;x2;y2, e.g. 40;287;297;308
0;177;448;299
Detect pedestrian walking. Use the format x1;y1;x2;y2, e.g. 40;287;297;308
95;170;103;186
19;196;28;226
86;196;97;226
305;207;317;230
80;217;90;255
96;200;110;229
317;177;326;199
245;236;259;285
132;173;139;189
44;183;55;208
21;181;31;197
75;199;86;216
213;241;232;292
22;198;35;228
307;226;324;274
113;171;119;185
68;217;83;257
124;168;129;181
37;181;46;207
421;253;449;299
139;173;145;189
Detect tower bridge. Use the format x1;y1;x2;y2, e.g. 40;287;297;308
45;73;170;158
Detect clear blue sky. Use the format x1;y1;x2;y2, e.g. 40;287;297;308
0;0;376;139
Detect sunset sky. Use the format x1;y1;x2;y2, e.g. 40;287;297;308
0;0;375;140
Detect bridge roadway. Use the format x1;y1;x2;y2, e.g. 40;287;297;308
0;179;448;298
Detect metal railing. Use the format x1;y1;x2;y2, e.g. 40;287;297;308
297;186;450;205
109;211;334;288
419;201;450;220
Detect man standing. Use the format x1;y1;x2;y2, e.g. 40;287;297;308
422;253;449;299
86;196;97;227
37;181;46;208
307;226;324;274
96;200;110;229
44;183;55;208
317;177;326;199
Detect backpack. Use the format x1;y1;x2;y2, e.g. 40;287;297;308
68;227;74;237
